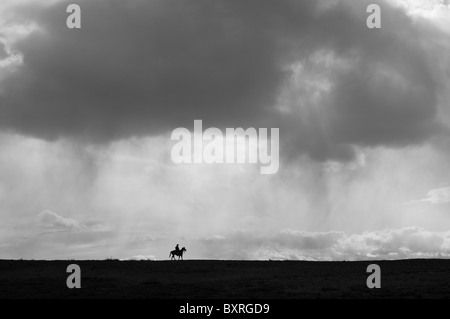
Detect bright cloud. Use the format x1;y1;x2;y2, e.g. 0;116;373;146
415;186;450;204
38;210;85;230
387;0;450;33
201;227;450;261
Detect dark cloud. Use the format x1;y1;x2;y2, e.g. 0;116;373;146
0;42;7;60
0;0;447;160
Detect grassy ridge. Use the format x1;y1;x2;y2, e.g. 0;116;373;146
0;259;449;298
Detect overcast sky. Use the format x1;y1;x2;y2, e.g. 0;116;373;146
0;0;449;260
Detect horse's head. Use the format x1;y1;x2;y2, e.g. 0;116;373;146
181;247;187;252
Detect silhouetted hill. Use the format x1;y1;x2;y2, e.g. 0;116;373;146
0;259;449;298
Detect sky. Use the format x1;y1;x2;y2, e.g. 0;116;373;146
0;0;449;260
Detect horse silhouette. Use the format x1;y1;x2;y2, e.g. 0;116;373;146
169;247;187;260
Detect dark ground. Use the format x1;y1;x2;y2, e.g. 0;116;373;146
0;259;449;298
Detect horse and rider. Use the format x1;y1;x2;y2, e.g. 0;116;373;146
169;243;187;260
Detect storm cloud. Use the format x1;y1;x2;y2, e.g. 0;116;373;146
0;0;448;161
0;0;450;261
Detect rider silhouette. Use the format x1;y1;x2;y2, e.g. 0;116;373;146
175;244;180;252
